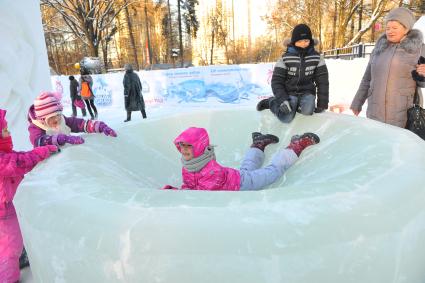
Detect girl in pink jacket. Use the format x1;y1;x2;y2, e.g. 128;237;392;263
27;92;117;148
0;109;58;283
163;127;320;191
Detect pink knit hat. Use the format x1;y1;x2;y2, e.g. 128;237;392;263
34;92;63;120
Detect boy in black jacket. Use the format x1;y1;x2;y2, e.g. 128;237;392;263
257;24;329;123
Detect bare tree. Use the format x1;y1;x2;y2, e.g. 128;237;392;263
40;0;135;67
124;5;140;70
345;0;388;46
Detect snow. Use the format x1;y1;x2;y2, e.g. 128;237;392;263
0;0;50;150
14;110;425;283
0;1;425;282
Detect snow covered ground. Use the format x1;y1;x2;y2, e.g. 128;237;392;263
1;0;425;282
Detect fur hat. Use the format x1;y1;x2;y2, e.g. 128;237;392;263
385;7;415;30
291;24;313;44
34;92;63;121
124;63;133;71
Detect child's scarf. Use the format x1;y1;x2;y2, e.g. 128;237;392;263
32;115;71;135
181;146;215;172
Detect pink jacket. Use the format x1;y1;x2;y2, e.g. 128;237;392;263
0;147;52;218
174;127;241;191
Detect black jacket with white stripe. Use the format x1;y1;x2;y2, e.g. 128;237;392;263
271;43;329;109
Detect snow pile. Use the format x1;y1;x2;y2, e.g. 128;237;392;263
0;0;50;150
15;110;425;283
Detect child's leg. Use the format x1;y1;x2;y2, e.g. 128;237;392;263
84;99;94;119
240;147;265;172
0;207;24;283
298;94;315;115
269;95;298;123
89;99;98;117
71;100;77;117
240;149;298;190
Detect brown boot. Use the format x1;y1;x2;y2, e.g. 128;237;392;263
286;132;320;156
251;132;279;151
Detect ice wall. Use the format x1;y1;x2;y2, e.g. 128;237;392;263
15;110;425;283
0;0;50;149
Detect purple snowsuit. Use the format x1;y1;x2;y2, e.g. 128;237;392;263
27;105;87;147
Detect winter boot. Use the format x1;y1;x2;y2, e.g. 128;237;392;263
251;132;279;151
286;132;320;156
141;109;147;119
124;111;131;122
256;98;270;111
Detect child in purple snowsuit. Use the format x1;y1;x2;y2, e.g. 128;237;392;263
0;109;58;283
27;92;117;147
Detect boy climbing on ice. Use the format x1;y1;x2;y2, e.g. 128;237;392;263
257;24;329;123
163;127;319;191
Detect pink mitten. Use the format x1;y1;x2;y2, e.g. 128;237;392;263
98;122;117;137
32;146;51;159
46;145;59;153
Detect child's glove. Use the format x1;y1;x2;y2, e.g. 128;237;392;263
46;145;59;153
314;107;325;113
56;134;85;145
98;122;117;137
279;100;292;114
32;145;58;159
161;185;178;190
412;56;425;82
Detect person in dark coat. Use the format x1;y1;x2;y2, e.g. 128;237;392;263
257;24;329;123
69;76;86;118
123;64;147;122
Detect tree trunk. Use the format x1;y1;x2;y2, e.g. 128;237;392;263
167;0;173;63
125;6;140;70
358;0;363;43
210;28;215;65
319;0;322;51
247;0;252;62
177;0;184;67
144;0;153;66
370;0;376;42
332;0;337;48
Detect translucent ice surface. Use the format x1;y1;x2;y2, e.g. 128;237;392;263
15;110;425;283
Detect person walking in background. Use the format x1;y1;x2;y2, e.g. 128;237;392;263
123;63;147;122
79;68;98;120
257;23;329;123
0;109;58;283
69;75;86;118
350;7;425;128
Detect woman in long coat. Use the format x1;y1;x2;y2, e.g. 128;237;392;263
123;64;147;122
350;7;425;128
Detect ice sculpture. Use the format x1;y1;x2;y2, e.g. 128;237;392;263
0;0;50;150
14;110;425;283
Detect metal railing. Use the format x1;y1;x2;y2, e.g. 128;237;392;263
323;43;375;59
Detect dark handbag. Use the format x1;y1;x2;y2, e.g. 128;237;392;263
405;87;425;140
